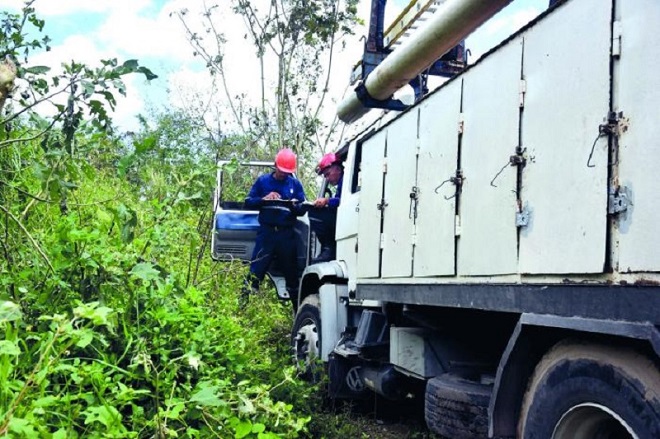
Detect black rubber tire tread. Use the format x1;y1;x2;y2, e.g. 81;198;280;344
425;373;491;439
518;339;660;439
290;294;321;381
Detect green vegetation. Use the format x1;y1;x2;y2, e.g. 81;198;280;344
0;4;320;437
0;3;432;438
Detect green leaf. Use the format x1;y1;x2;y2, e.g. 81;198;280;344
8;417;37;436
176;191;202;202
115;204;138;243
52;429;68;439
117;154;134;178
137;65;158;81
190;385;224;407
83;405;122;427
73;302;114;326
121;59;139;70
134;135;157;154
75;329;94;348
96;208;112;226
238;394;255;414
165;401;185;419
81;80;95;97
0;340;21;356
115;60;157;80
252;423;266;434
235;420;252;439
33;395;59;408
0;301;22;323
24;65;50;74
130;262;160;282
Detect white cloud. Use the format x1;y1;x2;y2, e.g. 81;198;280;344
96;3;194;62
0;0;205;131
10;0;528;137
1;0;375;133
0;0;23;10
32;0;151;17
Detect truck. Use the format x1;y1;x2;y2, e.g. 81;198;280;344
212;0;660;437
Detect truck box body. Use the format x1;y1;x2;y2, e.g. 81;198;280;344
335;0;660;323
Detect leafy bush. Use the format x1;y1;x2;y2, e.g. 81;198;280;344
0;155;318;437
0;5;372;438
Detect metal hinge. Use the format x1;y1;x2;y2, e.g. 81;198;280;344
411;232;417;246
409;186;419;219
455;215;461;236
608;186;631;215
383;158;388;173
612;20;622;58
379;233;386;249
519;79;527;107
516;204;531;228
458;113;465;134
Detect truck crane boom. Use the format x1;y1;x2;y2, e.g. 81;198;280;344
337;0;512;124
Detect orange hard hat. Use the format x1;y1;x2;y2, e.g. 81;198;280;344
275;148;297;173
316;152;338;175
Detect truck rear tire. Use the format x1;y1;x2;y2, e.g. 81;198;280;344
425;374;491;439
291;294;321;381
518;340;660;439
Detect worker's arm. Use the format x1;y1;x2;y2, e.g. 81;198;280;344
314;177;342;208
244;177;265;209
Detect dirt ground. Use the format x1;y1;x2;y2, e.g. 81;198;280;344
314;396;443;439
359;420;437;439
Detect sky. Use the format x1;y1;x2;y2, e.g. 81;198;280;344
0;0;548;134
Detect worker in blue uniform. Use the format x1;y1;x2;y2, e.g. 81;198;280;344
243;148;306;306
310;152;344;263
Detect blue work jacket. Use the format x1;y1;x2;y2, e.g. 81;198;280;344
327;176;343;208
245;173;306;227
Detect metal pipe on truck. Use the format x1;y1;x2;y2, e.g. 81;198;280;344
337;0;513;124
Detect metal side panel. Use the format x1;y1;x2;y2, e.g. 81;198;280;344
519;0;611;274
320;283;348;362
614;0;660;272
413;80;461;277
458;39;522;276
382;110;418;278
357;130;387;279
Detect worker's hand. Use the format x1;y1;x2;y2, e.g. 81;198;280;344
263;192;282;200
313;197;329;208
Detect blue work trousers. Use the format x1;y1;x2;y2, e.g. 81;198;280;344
249;225;299;293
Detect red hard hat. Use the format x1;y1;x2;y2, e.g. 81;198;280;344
316;152;338;175
275;148;297;173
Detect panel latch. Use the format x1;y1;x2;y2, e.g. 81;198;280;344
608;186;631;215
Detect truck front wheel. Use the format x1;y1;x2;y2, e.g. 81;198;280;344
518;340;660;439
291;294;321;381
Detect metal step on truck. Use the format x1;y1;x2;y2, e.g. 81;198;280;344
213;0;660;437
